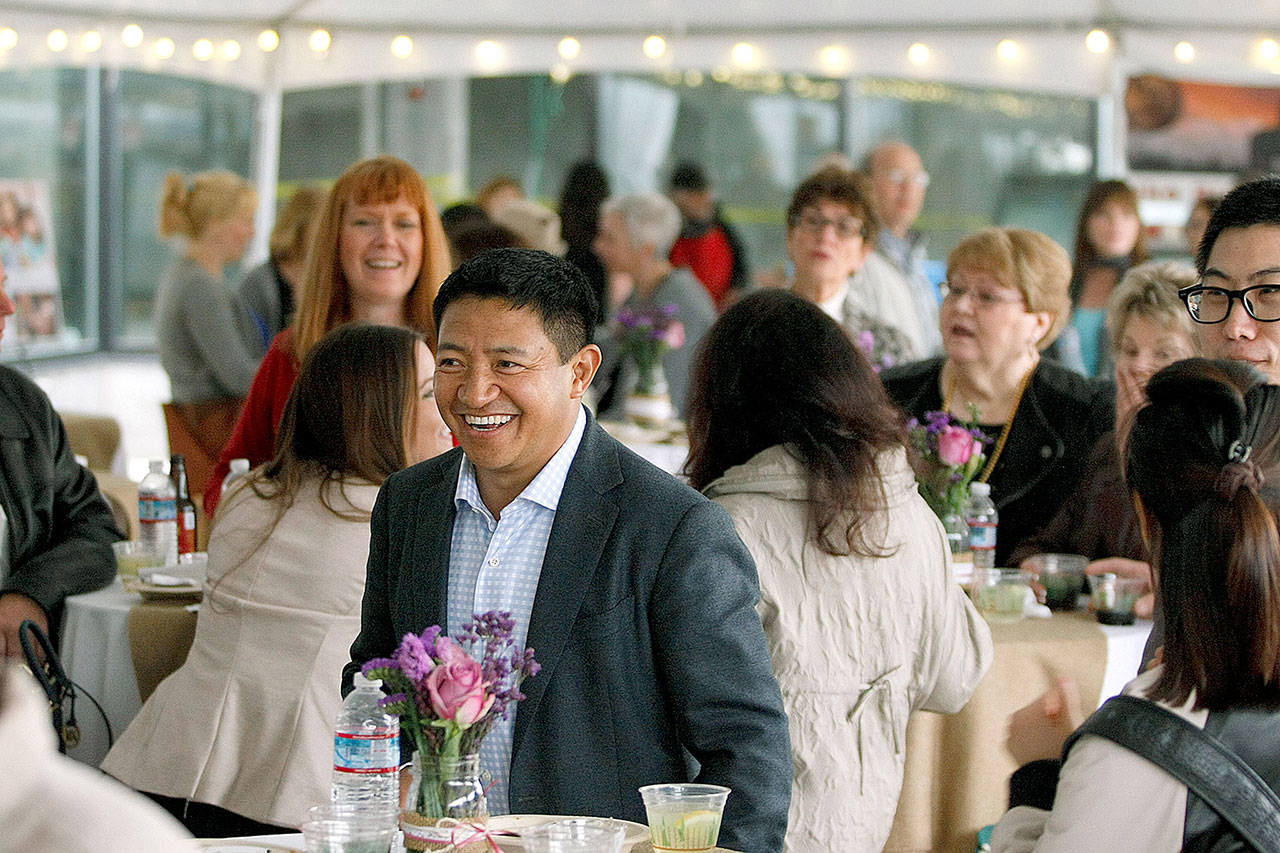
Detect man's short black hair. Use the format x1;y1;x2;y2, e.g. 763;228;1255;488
433;248;597;362
669;162;710;192
1197;176;1280;273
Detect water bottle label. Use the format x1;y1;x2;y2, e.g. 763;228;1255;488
139;497;177;522
968;522;997;550
333;729;399;774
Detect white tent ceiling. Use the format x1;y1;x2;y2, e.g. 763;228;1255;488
1;1;1280;94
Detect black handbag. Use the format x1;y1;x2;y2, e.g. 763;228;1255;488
17;618;110;754
1065;694;1280;851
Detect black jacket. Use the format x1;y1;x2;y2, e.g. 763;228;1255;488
881;357;1114;566
0;365;121;617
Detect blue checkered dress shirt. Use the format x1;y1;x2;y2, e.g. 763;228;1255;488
446;406;587;814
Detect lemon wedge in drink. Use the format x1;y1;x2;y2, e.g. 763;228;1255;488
654;809;719;849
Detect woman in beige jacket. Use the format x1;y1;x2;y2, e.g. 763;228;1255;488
103;324;452;836
687;290;993;852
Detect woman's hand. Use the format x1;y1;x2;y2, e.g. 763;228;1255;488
1005;677;1085;766
1085;556;1151;584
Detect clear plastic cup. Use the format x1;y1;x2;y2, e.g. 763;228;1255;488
1023;553;1088;611
111;540;165;580
523;817;626;853
1090;572;1146;625
639;783;731;852
301;810;397;853
971;568;1031;622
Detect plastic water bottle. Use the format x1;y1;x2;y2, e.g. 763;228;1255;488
964;482;999;571
138;459;178;564
332;672;400;808
221;458;250;502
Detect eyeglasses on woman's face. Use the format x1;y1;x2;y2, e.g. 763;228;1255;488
940;280;1026;310
1179;281;1280;324
790;210;865;240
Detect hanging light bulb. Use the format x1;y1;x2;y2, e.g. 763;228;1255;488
154;37;175;59
258;29;279;52
308;29;330;53
1086;29;1110;54
643;35;666;59
121;24;144;48
390;35;413;59
558;37;580;60
46;29;68;52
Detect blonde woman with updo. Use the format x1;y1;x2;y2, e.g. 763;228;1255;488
156;171;261;456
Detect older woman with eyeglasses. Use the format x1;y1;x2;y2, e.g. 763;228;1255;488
784;167;926;365
882;227;1114;566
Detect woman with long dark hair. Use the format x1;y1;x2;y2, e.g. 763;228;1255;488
1058;179;1148;377
993;358;1280;849
688;289;992;852
103;324;452;837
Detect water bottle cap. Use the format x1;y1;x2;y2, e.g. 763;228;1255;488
148;459;165;473
229;458;250;474
353;671;382;689
969;482;991;497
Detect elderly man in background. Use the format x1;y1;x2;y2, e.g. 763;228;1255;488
1180;175;1280;385
0;257;122;656
593;192;717;418
863;141;943;354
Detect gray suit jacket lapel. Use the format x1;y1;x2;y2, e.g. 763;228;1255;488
511;421;622;758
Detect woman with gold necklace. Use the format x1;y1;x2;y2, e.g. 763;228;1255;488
882;227;1114;566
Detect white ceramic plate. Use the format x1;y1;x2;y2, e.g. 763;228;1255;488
195;842;301;853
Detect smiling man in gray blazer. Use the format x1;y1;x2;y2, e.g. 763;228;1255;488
344;248;790;852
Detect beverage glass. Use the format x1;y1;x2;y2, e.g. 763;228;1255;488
301;812;396;853
112;540;165;580
1023;553;1088;611
1090;573;1146;625
639;783;730;852
971;568;1031;622
523;818;626;853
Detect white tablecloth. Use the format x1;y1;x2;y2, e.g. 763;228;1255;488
60;579;144;767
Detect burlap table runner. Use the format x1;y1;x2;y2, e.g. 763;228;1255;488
126;600;198;702
884;610;1110;852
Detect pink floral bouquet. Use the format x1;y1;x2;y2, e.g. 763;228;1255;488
362;611;539;821
616;303;685;395
906;409;991;518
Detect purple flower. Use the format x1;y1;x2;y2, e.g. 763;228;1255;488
395;632;437;683
857;329;875;353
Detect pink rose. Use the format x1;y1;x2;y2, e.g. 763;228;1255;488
664;321;686;350
937;425;975;467
426;637;494;726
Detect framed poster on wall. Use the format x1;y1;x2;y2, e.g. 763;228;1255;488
0;179;63;344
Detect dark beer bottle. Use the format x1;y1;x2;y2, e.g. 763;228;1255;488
169;454;198;556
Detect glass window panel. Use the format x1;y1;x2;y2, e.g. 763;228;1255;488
0;67;91;359
848;79;1096;258
113;71;255;349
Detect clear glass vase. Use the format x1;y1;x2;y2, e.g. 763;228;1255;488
401;752;489;852
625;363;674;429
943;511;974;588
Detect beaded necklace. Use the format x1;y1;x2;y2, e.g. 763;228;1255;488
943;361;1037;483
